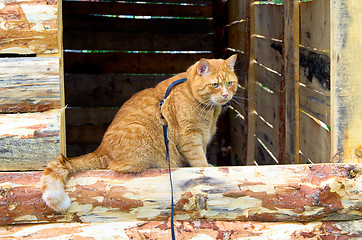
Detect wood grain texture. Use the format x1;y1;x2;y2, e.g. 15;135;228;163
0;57;60;113
331;0;362;163
300;0;330;51
254;3;283;40
0;109;61;170
0;0;58;55
0;164;360;225
1;220;361;239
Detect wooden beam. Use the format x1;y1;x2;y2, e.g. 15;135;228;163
331;0;362;163
281;0;300;164
245;0;256;165
0;164;360;225
1;220;361;239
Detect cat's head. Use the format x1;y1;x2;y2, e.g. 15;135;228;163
188;54;238;106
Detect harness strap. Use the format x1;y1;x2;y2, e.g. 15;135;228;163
159;77;186;240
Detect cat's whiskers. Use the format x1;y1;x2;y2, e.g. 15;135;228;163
199;99;213;119
191;98;212;116
230;98;249;117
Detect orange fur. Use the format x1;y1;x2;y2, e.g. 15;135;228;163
41;55;238;212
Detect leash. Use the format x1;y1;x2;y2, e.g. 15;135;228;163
159;78;187;240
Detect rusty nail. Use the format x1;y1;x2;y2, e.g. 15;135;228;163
348;169;357;179
355;149;362;158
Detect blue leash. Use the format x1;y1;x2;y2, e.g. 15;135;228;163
159;78;187;240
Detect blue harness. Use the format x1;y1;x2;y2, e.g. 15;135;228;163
158;78;187;240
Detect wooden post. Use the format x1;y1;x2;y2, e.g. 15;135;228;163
246;0;256;165
281;0;300;164
58;0;67;157
331;0;362;163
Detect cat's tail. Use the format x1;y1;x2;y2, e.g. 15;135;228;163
40;151;108;212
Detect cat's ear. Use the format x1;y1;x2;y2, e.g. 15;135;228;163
197;59;211;76
225;54;237;71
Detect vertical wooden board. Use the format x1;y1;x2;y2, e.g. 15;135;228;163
300;111;331;163
229;110;247;166
299;47;330;95
300;0;330;51
227;0;247;23
256;116;279;161
282;0;300;164
255;83;280;130
254;3;283;40
254;37;282;73
0;110;61;170
0;0;58;55
227;22;247;53
331;0;362;163
299;85;330;126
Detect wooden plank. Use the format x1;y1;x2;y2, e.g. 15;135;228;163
254;63;281;94
0;57;60;113
229;108;247;166
300;84;330;126
300;111;331;164
1;220;361;239
0;110;61;170
226;22;247;53
63;15;213;34
300;0;330;51
64;52;213;75
64;31;215;51
254;36;282;73
63;1;213;18
281;0;300;164
1;164;360;225
245;0;256;165
256;115;279;161
227;0;247;23
64;74;168;107
300;46;330;95
255;137;278;165
255;83;280;130
0;0;58;55
330;0;362;163
66;124;108;145
66;108;119;125
254;3;283;40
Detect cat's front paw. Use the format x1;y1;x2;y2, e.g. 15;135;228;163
42;190;71;212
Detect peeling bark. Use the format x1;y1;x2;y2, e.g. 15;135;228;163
0;164;361;225
0;220;361;239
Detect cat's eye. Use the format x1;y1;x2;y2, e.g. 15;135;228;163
227;81;233;87
211;83;219;88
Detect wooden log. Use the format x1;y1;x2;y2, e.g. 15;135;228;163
0;164;360;225
330;0;362;163
0;0;58;55
0;109;61;170
0;220;361;239
0;57;60;113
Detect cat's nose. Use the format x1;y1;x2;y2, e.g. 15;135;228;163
222;93;229;98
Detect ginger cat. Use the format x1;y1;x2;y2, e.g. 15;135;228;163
41;55;238;212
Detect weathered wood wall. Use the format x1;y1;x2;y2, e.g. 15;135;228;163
227;0;331;165
0;0;61;170
62;0;219;158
